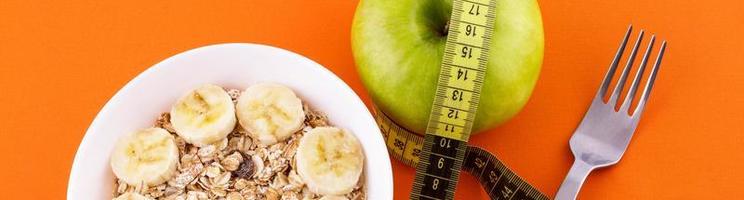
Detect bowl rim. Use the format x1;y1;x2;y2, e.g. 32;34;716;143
67;43;393;199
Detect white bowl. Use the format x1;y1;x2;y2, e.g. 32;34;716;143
67;43;393;199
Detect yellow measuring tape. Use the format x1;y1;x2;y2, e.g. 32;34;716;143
375;107;548;200
361;0;550;199
410;0;497;198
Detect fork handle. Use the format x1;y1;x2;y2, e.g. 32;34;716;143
555;160;595;200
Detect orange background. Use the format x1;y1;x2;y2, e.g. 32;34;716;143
1;0;743;199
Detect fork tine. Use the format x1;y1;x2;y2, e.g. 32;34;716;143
608;30;645;106
633;41;667;117
620;35;656;112
597;25;633;99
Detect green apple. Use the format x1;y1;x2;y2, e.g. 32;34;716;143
352;0;544;134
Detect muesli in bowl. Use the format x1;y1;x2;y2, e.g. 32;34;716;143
110;83;365;200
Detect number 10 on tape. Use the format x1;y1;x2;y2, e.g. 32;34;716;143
410;0;496;199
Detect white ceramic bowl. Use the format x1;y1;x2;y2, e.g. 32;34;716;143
67;43;393;199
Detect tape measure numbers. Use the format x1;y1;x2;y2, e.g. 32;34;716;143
374;108;548;200
409;0;498;199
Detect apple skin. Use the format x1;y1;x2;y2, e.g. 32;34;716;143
352;0;544;134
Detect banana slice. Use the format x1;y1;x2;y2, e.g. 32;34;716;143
170;84;237;147
296;127;364;195
110;127;179;186
319;195;349;200
236;83;305;145
113;192;153;200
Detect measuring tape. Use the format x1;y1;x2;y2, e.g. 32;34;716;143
375;108;548;200
359;0;550;199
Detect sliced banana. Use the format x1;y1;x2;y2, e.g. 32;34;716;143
296;127;364;195
319;195;350;200
110;128;179;186
113;192;153;200
170;84;237;147
236;83;305;145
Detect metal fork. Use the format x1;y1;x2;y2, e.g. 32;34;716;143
554;25;667;200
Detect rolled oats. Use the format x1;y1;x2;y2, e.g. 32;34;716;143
222;151;244;172
113;97;366;199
